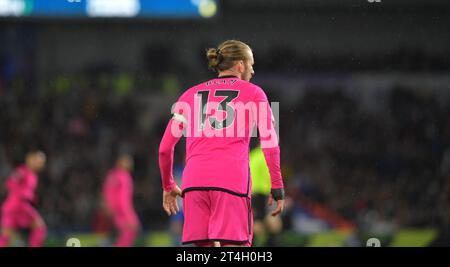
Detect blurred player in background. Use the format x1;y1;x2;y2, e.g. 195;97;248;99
250;144;283;246
158;40;285;247
0;150;47;247
102;154;140;247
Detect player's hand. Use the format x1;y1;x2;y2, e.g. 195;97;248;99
162;185;182;216
126;222;141;231
100;200;112;216
268;193;285;217
103;206;112;217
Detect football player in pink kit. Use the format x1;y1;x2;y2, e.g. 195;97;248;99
102;154;140;247
0;150;47;247
159;40;285;247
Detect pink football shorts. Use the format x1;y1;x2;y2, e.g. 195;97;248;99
182;190;253;246
1;200;40;229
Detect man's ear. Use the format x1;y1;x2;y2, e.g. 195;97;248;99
237;60;245;73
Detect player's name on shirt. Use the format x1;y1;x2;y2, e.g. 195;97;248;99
205;79;238;86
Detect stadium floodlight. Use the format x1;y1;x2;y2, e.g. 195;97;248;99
87;0;140;17
0;0;26;16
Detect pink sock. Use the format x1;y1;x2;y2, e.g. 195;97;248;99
114;229;137;247
0;235;10;247
29;227;47;247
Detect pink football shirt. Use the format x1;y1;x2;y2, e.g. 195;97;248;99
103;168;134;212
5;165;37;203
159;76;283;197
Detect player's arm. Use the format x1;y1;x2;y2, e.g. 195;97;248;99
6;169;24;195
116;176;130;212
253;87;285;216
118;175;140;229
158;115;184;216
159;118;183;192
102;173;118;214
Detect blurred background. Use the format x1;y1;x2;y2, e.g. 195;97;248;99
0;0;449;246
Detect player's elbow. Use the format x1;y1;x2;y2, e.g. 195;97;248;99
260;136;279;149
158;145;172;158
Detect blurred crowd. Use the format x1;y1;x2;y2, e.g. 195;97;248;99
0;72;184;233
1;71;449;238
279;86;450;235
